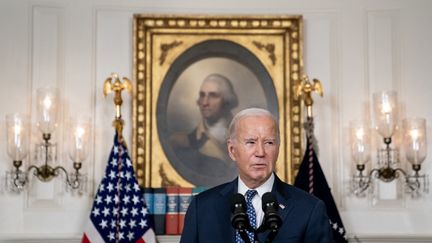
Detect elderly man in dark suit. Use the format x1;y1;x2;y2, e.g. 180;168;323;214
180;108;332;243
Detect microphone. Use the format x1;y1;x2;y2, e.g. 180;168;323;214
230;193;252;243
261;192;282;233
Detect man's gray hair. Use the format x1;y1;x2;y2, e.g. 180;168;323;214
228;107;280;142
201;73;238;111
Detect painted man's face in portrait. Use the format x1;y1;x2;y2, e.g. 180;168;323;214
197;80;224;123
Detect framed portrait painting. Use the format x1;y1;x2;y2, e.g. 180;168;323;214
133;15;304;187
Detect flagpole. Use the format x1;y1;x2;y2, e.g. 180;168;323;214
103;73;133;243
82;72;156;243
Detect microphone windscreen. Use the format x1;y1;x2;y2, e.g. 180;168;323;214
230;193;246;212
262;192;278;211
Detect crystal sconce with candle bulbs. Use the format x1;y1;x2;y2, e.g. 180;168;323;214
4;87;90;193
350;91;429;197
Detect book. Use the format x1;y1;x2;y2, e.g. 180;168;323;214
141;187;155;231
142;187;154;214
178;187;193;234
153;187;167;235
165;186;180;235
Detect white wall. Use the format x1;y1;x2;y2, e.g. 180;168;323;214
0;0;432;242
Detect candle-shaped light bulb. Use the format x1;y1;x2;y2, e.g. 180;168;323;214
354;127;366;153
42;95;52;122
43;96;52;109
409;129;419;139
14;123;22;134
350;120;371;165
373;91;397;138
74;126;85;149
409;128;420;163
410;128;420;150
355;128;364;140
68;117;90;163
381;97;392;114
37;87;58;134
403;118;427;165
14;123;22;148
6;113;30;161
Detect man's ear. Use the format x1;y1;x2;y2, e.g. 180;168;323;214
227;139;236;161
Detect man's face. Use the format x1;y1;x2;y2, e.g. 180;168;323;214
227;115;279;188
197;80;224;122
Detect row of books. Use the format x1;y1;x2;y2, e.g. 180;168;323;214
141;186;207;235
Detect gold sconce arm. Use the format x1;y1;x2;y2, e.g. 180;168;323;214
10;135;85;191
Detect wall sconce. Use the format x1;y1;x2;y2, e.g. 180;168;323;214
4;87;90;193
351;91;429;197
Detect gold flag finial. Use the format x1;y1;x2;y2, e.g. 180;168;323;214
103;73;133;135
295;75;324;118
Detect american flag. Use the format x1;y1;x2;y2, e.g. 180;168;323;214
82;133;156;243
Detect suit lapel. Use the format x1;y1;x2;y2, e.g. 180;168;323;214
272;175;294;224
258;175;294;243
217;178;238;243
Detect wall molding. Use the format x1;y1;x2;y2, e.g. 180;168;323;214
27;4;66;209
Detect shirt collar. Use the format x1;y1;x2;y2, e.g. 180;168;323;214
237;173;275;198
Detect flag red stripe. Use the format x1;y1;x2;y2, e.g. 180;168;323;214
81;234;90;243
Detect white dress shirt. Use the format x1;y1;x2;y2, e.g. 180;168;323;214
237;173;275;227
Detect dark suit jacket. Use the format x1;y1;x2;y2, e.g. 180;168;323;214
180;174;332;243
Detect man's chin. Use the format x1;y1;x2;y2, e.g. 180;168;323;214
250;172;271;181
200;111;212;118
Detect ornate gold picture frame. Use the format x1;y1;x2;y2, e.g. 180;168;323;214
132;15;304;187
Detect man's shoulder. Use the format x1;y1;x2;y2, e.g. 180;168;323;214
192;180;235;205
275;179;322;205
